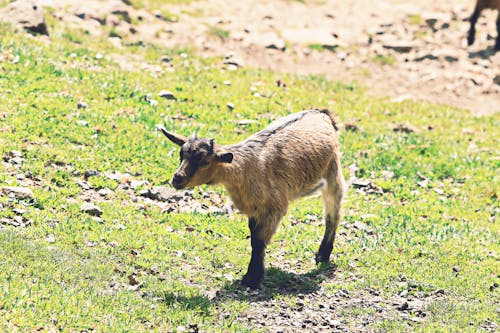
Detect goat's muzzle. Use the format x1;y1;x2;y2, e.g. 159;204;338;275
171;174;187;189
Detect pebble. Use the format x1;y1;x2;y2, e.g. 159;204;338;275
80;203;103;216
158;90;176;100
2;186;34;200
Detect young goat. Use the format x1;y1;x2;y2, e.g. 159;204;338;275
158;109;346;289
467;0;500;50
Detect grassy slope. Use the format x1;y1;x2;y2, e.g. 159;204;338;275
0;14;499;333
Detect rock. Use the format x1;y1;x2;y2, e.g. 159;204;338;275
104;171;132;183
227;102;234;110
382;42;414;53
84;170;101;179
80;203;103;216
77;101;88;109
139;186;180;202
223;52;243;67
2;186;34;200
0;1;49;36
493;75;500;86
75;180;90;190
3;150;24;164
1;217;21;227
237;119;257;126
158;90;176;100
281;28;337;48
393;123;418;133
249;32;285;51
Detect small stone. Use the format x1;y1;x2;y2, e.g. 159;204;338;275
237;119;257;126
75;180;90;190
493;75;500;86
139;186;180;202
98;188;113;198
1;218;21;227
382;42;414;53
80;203;103;216
435;288;445;295
0;1;49;36
84;170;100;179
452;266;460;273
46;234;56;243
2;186;34;200
227;102;234;110
158;90;176;100
161;56;171;63
77;101;88;109
95;53;103;60
12;208;27;215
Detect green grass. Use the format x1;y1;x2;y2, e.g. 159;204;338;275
408;14;424;26
307;43;338;52
207;25;230;40
0;18;499;333
372;54;396;65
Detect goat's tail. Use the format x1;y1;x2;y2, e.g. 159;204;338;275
317;108;340;131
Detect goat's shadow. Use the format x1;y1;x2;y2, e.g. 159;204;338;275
468;45;498;59
150;263;337;312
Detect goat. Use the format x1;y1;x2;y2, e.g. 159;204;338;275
467;0;500;50
157;109;346;289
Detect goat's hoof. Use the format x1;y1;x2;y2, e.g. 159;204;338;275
315;253;330;265
241;275;262;289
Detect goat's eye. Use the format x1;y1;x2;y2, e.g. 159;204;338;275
180;150;185;160
198;159;209;168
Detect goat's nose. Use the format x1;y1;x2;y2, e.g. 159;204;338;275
171;174;185;188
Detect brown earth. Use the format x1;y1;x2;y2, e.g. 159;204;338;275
5;0;498;114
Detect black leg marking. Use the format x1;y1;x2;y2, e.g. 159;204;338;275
468;9;480;46
241;218;266;289
315;214;334;264
495;13;500;51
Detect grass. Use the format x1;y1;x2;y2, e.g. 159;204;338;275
408;14;424;26
372;54;396;65
307;43;338;52
207;25;230;40
0;15;499;333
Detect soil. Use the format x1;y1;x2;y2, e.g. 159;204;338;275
25;0;499;115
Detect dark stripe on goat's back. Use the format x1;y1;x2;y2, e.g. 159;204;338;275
255;109;333;138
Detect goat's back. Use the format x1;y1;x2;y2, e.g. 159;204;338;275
228;110;339;209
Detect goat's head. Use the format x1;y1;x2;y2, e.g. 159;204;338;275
157;126;233;189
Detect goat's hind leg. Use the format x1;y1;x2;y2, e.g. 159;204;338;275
315;166;345;264
495;12;500;51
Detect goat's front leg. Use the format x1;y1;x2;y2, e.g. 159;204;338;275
467;7;481;46
241;217;266;289
241;211;282;289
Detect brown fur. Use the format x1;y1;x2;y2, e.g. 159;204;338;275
158;109;346;288
467;0;500;50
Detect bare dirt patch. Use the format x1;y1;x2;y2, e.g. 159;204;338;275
15;0;498;114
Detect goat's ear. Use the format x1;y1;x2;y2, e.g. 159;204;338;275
156;125;187;146
216;152;233;163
